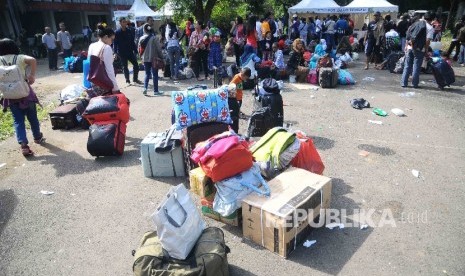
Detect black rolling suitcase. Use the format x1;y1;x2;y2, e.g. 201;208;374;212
432;60;455;89
183;122;230;171
319;68;338;88
49;104;78;130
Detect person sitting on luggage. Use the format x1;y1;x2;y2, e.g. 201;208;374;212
229;67;251;133
0;38;45;157
286;38;308;83
88;23;119;95
240;45;261;80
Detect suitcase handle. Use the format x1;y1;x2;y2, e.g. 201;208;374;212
163;192;188;228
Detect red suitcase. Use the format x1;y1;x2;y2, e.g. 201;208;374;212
87;120;126;157
83;93;129;124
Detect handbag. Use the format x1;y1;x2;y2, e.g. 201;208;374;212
88;46;113;91
152;57;165;70
151;184;206;260
213;163;271;217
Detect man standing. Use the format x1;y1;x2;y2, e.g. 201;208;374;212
401;15;427;88
397;14;410;52
42;27;58;70
136;17;154;46
446;15;465;61
315;16;322;39
114;17;141;84
364;12;384;70
57;22;72;59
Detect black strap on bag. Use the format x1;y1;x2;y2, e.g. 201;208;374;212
154;126;182;177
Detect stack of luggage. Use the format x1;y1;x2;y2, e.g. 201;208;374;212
82;92;130;157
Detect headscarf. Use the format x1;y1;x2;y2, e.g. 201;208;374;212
240;45;258;66
314;39;327;56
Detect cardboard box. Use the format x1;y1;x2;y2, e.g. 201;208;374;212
242;167;332;258
189;167;215;201
189;168;242;227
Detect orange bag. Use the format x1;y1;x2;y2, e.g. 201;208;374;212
290;132;325;175
200;142;253;182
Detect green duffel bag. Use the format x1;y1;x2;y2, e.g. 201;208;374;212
133;227;230;276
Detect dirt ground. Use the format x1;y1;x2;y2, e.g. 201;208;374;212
0;56;465;276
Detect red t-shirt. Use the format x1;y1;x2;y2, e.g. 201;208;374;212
246;30;258;49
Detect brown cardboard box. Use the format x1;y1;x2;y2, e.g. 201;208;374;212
189;168;242;227
242;167;332;258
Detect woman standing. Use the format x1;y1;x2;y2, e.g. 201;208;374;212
0;38;44;156
245;15;258;52
230;16;245;67
139;23;163;95
87;23;119;95
189;21;209;81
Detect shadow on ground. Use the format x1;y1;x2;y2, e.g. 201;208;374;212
0;189;18;237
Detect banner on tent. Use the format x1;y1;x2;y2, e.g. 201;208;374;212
316;7;369;13
114;11;135;22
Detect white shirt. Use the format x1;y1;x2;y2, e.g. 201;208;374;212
42;33;56;49
315;19;322;32
256;21;263;41
87;41;119;91
57;30;72;50
425;21;434;41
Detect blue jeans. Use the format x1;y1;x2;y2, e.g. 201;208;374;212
458;44;465;64
325;33;335;52
10;102;41;145
401;49;425;87
167;46;181;78
144;62;159;92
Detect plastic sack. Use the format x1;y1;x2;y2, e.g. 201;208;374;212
290;131;325;175
213;163;270;216
352;52;359;61
340;52;353;63
151;184;206;260
338;69;355;85
61;84;85;102
171;86;232;130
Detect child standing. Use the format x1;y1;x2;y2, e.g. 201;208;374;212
208;31;222;72
229;67;251;133
261;31;274;61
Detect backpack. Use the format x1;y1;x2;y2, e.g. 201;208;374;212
317;55;333;68
0;55;30;100
247;107;275;137
250;127;296;178
133;227;230;276
409;20;427;50
458;26;465;44
261;78;280;94
138;35;153;56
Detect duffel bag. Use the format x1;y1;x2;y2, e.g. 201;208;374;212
250;127;297;179
83;93;130;123
133;227;230;276
192;132;253;182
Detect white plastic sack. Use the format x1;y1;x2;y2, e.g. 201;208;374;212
352;52;359;61
152;184;206;259
184;67;194;79
340;52;353;63
61;84;85;102
213;163;270;217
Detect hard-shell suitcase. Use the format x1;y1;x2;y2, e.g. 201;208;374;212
87;120;126;157
432;60;455;89
49;103;78;130
83;93;130;124
319;67;338;88
140;129;185;177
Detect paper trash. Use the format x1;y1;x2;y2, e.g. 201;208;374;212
303;240;317;248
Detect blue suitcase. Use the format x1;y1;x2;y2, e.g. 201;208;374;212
432;60;455;89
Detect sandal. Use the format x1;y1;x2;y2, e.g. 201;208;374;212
21;145;33;157
34;133;46;144
364;66;369;70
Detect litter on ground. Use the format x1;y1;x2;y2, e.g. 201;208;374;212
303;240;317;248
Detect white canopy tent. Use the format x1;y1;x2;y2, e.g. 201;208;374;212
344;0;398;13
129;0;158;20
343;0;398;30
152;2;175;20
288;0;341;14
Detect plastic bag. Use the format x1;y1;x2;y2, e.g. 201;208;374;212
60;84;85;102
151;184;206;259
338;69;355;85
290;131;325;175
213;163;270;216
